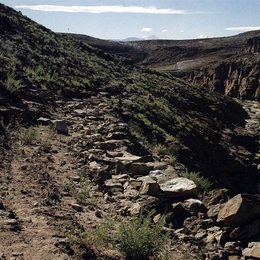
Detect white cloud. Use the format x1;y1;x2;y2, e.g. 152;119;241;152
162;29;167;33
196;34;208;39
141;28;152;32
180;30;184;33
226;26;260;31
14;5;189;14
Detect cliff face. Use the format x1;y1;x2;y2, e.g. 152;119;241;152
188;37;260;100
190;61;260;100
246;36;260;53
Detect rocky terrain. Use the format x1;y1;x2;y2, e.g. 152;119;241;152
0;3;260;260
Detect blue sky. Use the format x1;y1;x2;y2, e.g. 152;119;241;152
2;0;260;40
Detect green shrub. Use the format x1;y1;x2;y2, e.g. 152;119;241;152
168;155;177;165
118;210;170;260
154;144;168;155
4;71;25;94
20;126;37;144
184;171;212;196
63;177;90;205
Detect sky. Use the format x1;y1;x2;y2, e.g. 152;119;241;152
2;0;260;40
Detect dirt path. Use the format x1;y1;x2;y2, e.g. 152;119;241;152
0;94;116;259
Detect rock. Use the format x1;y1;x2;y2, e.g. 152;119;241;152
243;242;260;259
115;151;148;162
182;198;207;216
217;194;260;227
222;242;241;260
201;218;214;228
37;117;52;125
95;210;103;218
195;229;207;240
74;109;87;117
54;120;69;135
69;203;83;212
112;174;129;184
115;160;127;174
126;178;143;190
227;256;241;260
99;140;126;150
163;165;179;179
172;202;191;226
124;189;140;199
183;216;202;232
206;226;222;244
107;132;128;140
149;169;172;183
214;229;230;247
0;200;4;210
149;170;164;178
138;176;161;197
129;162;154;176
230;217;260;239
203;188;229;206
129;203;142;215
135;195;163;211
159;177;198;198
207;203;225;220
104;179;123;195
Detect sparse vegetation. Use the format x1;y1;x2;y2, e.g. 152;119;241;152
184;170;212;196
76;210;170;260
20;126;38;144
3;71;25;94
154;143;169;155
168;155;177;165
63;174;91;205
118;210;170;260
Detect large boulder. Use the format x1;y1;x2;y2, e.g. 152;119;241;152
217;194;260;227
243;242;260;259
159;177;198;198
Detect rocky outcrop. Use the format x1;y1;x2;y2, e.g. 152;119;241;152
190;61;260;100
185;37;260;100
245;36;260;53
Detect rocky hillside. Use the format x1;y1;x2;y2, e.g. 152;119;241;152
1;3;260;260
71;31;260;100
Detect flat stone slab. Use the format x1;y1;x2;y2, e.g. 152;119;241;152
159;177;198;198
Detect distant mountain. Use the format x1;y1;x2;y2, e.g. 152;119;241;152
114;35;159;42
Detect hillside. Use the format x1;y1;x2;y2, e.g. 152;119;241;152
71;30;260;100
0;3;260;260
